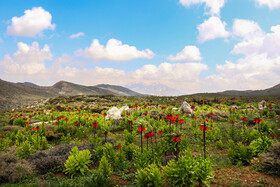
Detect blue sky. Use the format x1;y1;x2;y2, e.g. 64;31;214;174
1;0;280;94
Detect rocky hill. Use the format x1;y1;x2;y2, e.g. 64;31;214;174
0;79;142;109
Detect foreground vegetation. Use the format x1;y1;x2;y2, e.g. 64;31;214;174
0;95;280;186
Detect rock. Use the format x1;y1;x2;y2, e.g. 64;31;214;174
258;100;266;110
205;110;229;121
172;108;179;112
260;142;280;176
148;110;159;119
105;106;128;120
179;101;194;116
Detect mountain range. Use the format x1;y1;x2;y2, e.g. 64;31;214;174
0;78;279;110
0;79;142;109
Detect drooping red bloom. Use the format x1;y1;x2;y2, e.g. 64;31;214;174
92;124;99;127
74;121;79;124
144;133;151;139
209;113;213;117
138;127;146;132
191;106;195;110
121;115;124;117
126;113;130;116
23;117;27;120
269;134;276;137
162;107;166;110
241;117;247;121
150;132;155;137
65;118;69;122
193;117;197;120
199;125;209;131
231;121;235;125
178;119;185;123
102;113;107;117
254;118;263;123
25;122;30;126
172;136;182;142
104;131;108;135
205;118;209;122
144;111;148;114
128;120;133;125
117;145;122;149
158;130;164;134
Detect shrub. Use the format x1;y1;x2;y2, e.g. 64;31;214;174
0;137;12;151
163;153;197;186
250;136;274;156
124;129;136;144
0;148;34;183
102;143;116;165
227;140;253;165
61;133;72;144
136;164;163;187
16;140;34;158
196;156;213;186
64;146;92;178
98;155;112;178
13;118;25;127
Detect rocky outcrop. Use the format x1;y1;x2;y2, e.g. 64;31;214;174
105;106;128;120
179;101;194;116
260;142;280;176
205;110;229;121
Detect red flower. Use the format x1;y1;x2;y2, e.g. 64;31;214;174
144;133;151;139
102;113;107;117
172;136;182;142
269;134;276;137
128;120;133;125
150;132;155;137
25;122;30;126
104;131;108;135
191;106;195;110
23;117;27;120
205;118;209;122
65;118;69;122
231;121;235;125
241;117;247;121
254;118;263;123
121;115;124;117
138;127;146;132
193;117;197;120
74;121;79;124
92;124;99;127
126;113;130;116
209;113;213;117
117;145;122;149
199;125;209;131
162;107;166;110
158;130;164;134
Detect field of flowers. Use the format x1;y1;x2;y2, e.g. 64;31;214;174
0;95;279;186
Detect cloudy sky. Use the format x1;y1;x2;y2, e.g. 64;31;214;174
0;0;280;94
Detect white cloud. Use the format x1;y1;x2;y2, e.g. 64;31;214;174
179;0;225;15
232;19;264;39
70;32;85;39
168;46;202;61
0;42;52;78
77;38;155;61
254;0;280;9
197;16;230;43
7;7;55;37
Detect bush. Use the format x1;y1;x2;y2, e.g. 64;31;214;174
196;156;213;186
250;136;274;156
163;153;197;186
16;140;34;158
136;163;163;187
228;140;253;165
0;137;12;151
0;148;34;183
124;129;136;144
64;146;92;178
98;155;112;178
13;118;25;127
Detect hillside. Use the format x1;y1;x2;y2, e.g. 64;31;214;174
190;83;280;97
0;79;142;109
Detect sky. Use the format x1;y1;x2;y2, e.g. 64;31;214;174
0;0;280;94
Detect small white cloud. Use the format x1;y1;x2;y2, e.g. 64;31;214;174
197;16;230;43
168;46;202;61
77;38;155;61
179;0;225;15
232;19;264;39
7;7;55;37
0;42;52;76
70;32;85;39
254;0;280;9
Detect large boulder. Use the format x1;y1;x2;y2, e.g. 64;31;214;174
260;142;280;176
105;106;128;120
205;110;229;121
179;101;194;116
258;100;266;110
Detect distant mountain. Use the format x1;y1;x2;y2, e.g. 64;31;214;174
190;83;280;97
17;82;39;87
127;83;185;96
0;79;142;109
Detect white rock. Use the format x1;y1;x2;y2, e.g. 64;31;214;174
105;106;128;120
179;101;194;116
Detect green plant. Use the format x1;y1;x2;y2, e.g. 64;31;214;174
163;153;197;187
124;129;136;144
250;136;274;156
61;133;72;144
98;155;112;178
102;143;116;165
227;140;253;165
13;118;25;127
16;140;34;158
0;137;12;151
64;146;92;178
136;163;163;187
215;139;224;150
196;156;213;186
